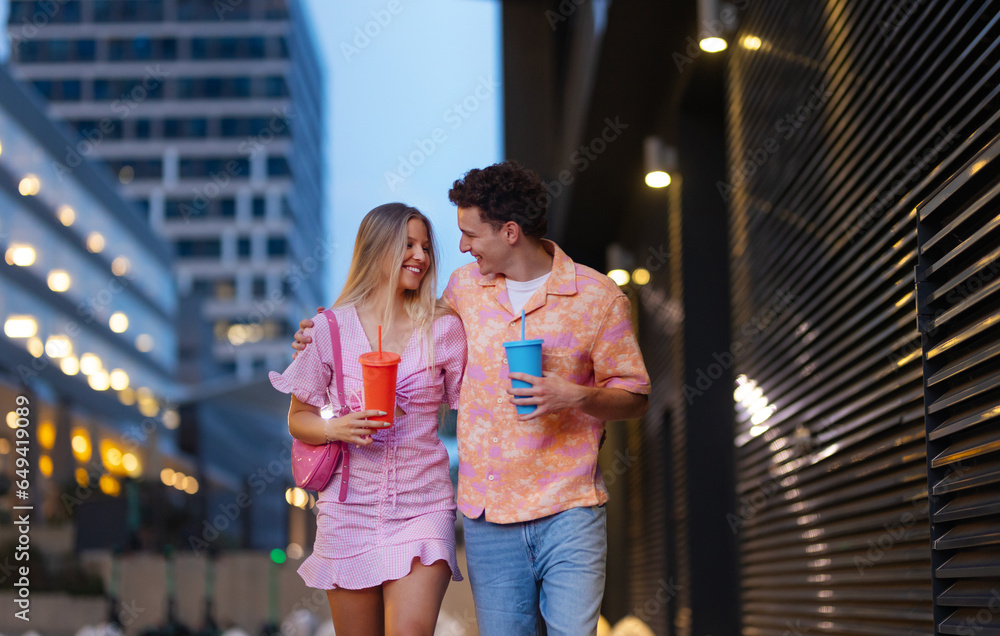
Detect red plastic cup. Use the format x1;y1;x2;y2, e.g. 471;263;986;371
358;351;401;426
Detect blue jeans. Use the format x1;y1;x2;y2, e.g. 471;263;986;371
463;505;607;636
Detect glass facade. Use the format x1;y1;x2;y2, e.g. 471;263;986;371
0;64;180;536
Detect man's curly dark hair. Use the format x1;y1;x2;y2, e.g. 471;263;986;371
448;161;548;239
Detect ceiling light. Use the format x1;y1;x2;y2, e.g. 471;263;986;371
644;137;678;189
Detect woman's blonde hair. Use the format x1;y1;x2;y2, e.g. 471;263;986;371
333;203;453;368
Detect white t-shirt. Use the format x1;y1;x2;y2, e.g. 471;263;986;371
506;272;552;314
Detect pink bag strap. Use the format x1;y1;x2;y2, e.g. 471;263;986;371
323;309;348;413
323;309;351;502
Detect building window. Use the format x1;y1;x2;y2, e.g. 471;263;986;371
179;158;249;179
62;80;82;101
93;78;165;101
165;198;237;220
63;2;83;22
232;78;253;98
93;0;164;22
32;80;52;98
15;39;96;63
249;37;267;58
108;160;162;180
237;238;251;258
130;36;151;59
15;41;38;63
252;277;267;298
135;119;152;138
177;0;250;21
252;197;266;218
131;198;150;219
267;157;291;177
264;76;289;98
264;0;289;20
48;39;69;61
32;80;81;101
267;237;287;257
177;77;252;99
190;38;206;60
108;37;177;61
268;116;291;136
162;38;177;59
215;279;236;300
10;1;81;24
189;119;207;137
189;36;268;60
220;118;244;137
163;119;179;138
77;40;96;60
74;119;123;140
175;239;222;258
165;118;208;138
191;278;213;296
220;117;290;138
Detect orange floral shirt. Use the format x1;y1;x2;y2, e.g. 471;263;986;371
443;240;651;523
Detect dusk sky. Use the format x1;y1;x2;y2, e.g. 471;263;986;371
300;0;503;297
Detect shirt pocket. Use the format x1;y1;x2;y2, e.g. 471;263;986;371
542;350;591;386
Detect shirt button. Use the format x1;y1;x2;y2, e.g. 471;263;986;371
497;397;503;403
492;437;498;443
488;475;494;481
502;357;508;364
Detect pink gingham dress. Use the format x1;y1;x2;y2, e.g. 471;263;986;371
268;305;466;589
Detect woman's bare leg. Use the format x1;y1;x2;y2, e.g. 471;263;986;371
382;558;452;636
327;586;385;636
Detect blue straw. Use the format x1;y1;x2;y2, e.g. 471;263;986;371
521;310;525;340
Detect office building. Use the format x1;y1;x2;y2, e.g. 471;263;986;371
7;0;327;383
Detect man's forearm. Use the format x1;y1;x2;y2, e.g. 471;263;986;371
575;385;648;421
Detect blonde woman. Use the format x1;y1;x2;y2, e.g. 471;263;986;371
269;203;466;635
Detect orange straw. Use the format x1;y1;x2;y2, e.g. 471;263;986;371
378;325;382;358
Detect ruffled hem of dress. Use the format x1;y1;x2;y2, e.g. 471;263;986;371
297;539;463;590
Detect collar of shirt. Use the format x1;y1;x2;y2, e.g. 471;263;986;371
471;239;579;316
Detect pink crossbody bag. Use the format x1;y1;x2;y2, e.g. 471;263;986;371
290;309;352;500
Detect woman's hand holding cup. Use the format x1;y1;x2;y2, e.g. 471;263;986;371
327;409;389;445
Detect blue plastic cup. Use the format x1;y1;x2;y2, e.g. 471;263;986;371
503;338;543;415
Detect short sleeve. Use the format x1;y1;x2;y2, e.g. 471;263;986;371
437;315;467;409
442;270;461;313
268;314;332;408
591;295;651;395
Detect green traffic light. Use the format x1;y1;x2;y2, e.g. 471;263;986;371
270;548;286;564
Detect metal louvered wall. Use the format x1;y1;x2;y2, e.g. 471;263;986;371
916;134;1000;635
616;194;688;636
726;1;1000;634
